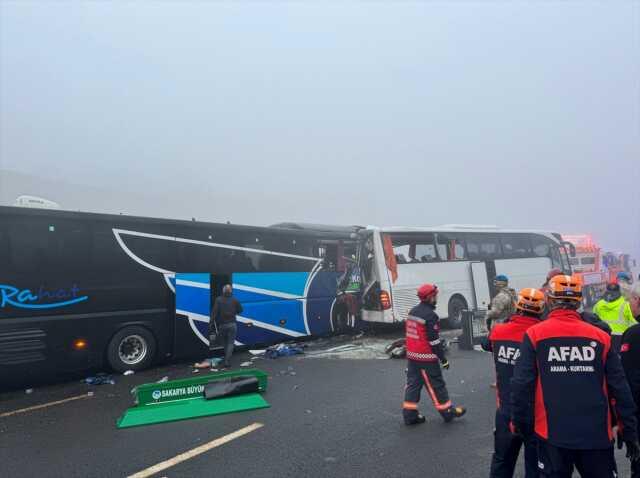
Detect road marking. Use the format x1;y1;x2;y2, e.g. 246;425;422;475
127;422;264;478
0;393;92;418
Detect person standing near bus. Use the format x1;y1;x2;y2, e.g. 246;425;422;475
511;275;640;477
593;282;636;352
482;288;545;478
402;283;466;425
620;282;640;477
486;275;516;330
211;284;243;369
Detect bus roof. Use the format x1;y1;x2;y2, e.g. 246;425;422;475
372;224;562;238
0;206;356;240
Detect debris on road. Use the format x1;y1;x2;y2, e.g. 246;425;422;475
385;339;406;359
25;388;33;394
123;370;135;376
194;357;223;369
239;361;253;367
117;370;270;428
305;338;390;360
249;349;266;356
84;374;115;385
156;376;169;383
265;343;304;359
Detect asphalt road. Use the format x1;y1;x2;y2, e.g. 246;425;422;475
0;335;634;478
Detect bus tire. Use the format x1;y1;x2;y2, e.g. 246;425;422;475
446;296;468;329
107;326;156;373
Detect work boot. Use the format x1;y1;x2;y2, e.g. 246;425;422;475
442;406;466;423
404;414;426;426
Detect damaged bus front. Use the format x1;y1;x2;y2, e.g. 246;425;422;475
354;226;572;328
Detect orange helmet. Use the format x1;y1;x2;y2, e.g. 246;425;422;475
516;288;545;315
547;274;582;302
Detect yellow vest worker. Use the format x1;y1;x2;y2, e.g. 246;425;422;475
594;283;636;350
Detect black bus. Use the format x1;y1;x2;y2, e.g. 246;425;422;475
0;206;361;387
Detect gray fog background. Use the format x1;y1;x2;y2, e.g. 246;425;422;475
1;1;638;255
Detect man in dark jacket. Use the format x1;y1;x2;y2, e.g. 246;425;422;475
402;283;466;425
511;275;640;477
482;288;545;478
211;284;243;369
620;282;640;477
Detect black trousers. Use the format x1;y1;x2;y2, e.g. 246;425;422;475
633;409;640;478
490;411;538;478
403;360;451;422
537;441;617;478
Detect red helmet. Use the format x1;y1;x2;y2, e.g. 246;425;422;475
417;283;438;301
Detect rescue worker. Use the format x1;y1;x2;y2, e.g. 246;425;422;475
402;284;466;425
511;275;640;477
618;271;634;300
619;282;640;477
541;268;563;294
540;268;563;320
482;288;545;478
487;275;517;330
593;282;636;351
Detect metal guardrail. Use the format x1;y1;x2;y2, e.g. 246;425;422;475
459;309;489;350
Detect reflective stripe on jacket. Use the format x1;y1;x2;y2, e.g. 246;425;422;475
593;297;636;335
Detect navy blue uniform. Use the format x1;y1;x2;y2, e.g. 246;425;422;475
512;308;638;477
621;321;640;477
483;314;540;478
403;302;452;423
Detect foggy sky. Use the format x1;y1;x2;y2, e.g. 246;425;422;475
1;1;638;255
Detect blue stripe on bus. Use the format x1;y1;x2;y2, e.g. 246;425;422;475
176;285;210;316
176;273;210;285
233;272;308;297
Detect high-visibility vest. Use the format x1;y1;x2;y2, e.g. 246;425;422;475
593;297;637;335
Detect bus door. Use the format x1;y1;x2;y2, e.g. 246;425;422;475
174;273;213;359
470;262;491;310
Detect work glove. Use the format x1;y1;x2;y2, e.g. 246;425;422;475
440;359;450;370
625;440;640;462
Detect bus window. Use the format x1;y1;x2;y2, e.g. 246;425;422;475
465;234;502;260
531;234;563;269
500;234;533;258
435;233;467;261
390;233;437;264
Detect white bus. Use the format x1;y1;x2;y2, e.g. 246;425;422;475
356;225;573;327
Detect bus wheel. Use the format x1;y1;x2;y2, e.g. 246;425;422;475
447;296;468;329
107;326;157;373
